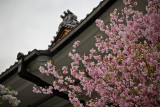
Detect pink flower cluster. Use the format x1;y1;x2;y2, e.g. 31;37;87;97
33;85;53;94
33;0;160;106
0;84;20;106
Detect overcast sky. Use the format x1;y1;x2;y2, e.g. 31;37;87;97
0;0;103;74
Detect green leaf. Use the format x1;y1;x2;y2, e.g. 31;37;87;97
131;88;137;94
0;96;3;105
156;44;160;51
113;67;117;71
147;65;155;75
117;55;122;60
104;59;108;62
0;102;3;105
104;76;108;80
80;69;85;72
6;86;12;91
104;74;111;80
98;80;101;84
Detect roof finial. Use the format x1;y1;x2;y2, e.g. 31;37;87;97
17;52;24;60
56;10;79;34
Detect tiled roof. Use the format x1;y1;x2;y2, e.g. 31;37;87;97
0;0;117;83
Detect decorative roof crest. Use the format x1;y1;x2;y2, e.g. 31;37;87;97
57;10;79;34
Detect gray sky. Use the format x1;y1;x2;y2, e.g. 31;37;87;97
0;0;103;74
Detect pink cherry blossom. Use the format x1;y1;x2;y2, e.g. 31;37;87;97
73;40;80;48
33;0;160;106
0;84;20;106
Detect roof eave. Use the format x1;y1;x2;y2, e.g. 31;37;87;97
0;49;50;83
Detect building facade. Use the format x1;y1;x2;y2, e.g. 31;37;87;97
0;0;147;106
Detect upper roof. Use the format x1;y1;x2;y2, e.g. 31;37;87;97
0;0;117;83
